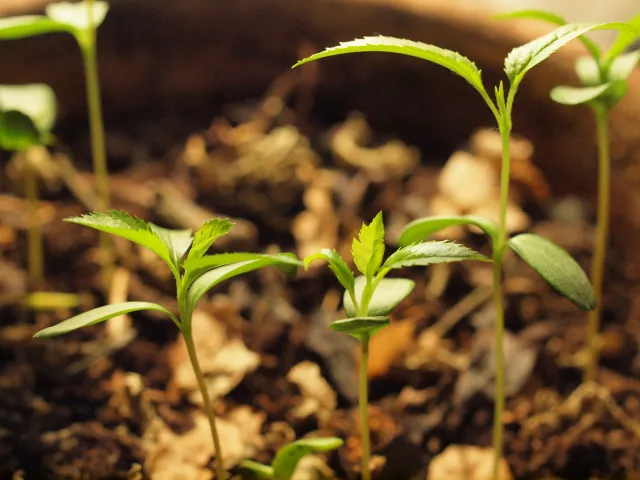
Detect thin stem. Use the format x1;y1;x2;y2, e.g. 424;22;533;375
585;107;610;383
24;152;43;289
79;1;111;288
359;334;371;480
183;330;226;479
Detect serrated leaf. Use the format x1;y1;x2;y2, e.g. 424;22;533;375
65;211;181;277
352;212;385;279
0;111;41;151
272;437;343;479
602;13;640;68
497;10;601;60
150;224;193;270
508;234;596;310
186;218;234;261
0;16;71;40
398;215;499;246
505;23;625;88
608;50;640;81
0;84;57;135
575;56;601;86
550;82;617;105
45;1;110;30
185;253;300;316
33;301;178;338
382;241;490;270
344;276;414;318
293;35;487;96
238;460;274;479
304;249;354;294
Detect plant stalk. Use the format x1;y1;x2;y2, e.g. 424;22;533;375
79;0;111;288
491;120;511;480
183;331;226;479
585;107;610;383
24;151;43;289
359;334;371;480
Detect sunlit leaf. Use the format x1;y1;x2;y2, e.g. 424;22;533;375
0;16;70;40
574;56;601;86
186;218;234;261
330;316;390;338
550;82;617;105
382;241;490;270
45;1;110;30
294;35;488;96
304;249;354;294
508;233;596;310
0;84;57;134
150;224;193;271
33;301;178;338
602;13;640;68
608;50;640;81
352;212;385;280
343;276;414;318
398;215;498;246
272;437;343;479
238;460;274;479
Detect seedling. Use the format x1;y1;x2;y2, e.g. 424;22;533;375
292;24;627;479
305;212;489;480
239;437;343;479
498;9;640;384
33;210;302;480
0;1;112;282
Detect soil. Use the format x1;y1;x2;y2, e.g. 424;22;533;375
1;73;640;480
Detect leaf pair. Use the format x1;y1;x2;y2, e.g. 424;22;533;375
399;216;596;310
239;437;343;480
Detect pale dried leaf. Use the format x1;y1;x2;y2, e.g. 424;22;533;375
427;445;513;480
287;361;337;426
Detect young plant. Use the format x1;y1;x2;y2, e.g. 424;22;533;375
33;211;302;480
239;437;343;479
0;1;112;282
292;25;624;479
0;83;56;289
305;212;489;480
498;9;640;384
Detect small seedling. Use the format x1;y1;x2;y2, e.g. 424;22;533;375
0;1;112;283
498;9;640;384
292;23;630;478
33;210;302;480
305;212;489;480
239;437;343;479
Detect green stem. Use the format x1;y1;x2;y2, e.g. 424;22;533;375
585;107;610;383
24;152;43;289
359;334;371;480
183;330;226;479
79;1;111;288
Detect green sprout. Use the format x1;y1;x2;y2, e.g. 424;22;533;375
0;83;56;289
0;1;112;283
498;9;640;384
291;24;630;479
305;212;489;480
239;437;344;479
33;211;302;480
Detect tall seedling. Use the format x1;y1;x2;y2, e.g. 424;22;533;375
0;1;112;283
305;212;490;480
33;211;302;480
498;9;640;384
292;24;626;479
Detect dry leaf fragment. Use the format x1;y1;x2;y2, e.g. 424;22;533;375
427;445;513;480
438;151;496;211
287;361;337;426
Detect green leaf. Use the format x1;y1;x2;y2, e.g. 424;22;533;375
608;50;640;81
0;16;71;40
0;111;41;151
382;241;490;270
602;13;640;68
330;316;390;338
45;1;110;30
505;23;626;89
550;82;618;105
0;84;57;135
33;301;178;338
344;276;414;318
293;35;487;96
352;212;385;280
150;224;193;270
272;437;344;480
304;249;354;294
398;215;499;247
497;10;601;60
508;233;596;310
65;211;181;278
185;253;300;315
575;56;601;86
238;460;274;479
186;218;234;261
